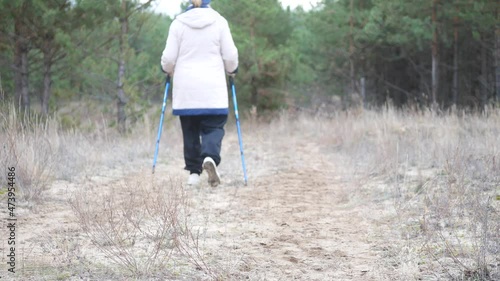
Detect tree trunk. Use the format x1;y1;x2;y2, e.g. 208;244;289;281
480;37;488;110
250;77;258;106
14;43;22;108
249;19;259;108
117;0;129;134
0;74;4;101
361;76;366;107
495;14;500;103
42;56;52;116
452;9;459;106
14;19;30;111
349;0;356;94
41;37;54;116
431;0;439;109
20;50;30;111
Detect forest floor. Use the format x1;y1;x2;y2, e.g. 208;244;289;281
2;109;499;280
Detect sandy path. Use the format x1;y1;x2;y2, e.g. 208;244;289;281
11;127;402;280
179;134;401;280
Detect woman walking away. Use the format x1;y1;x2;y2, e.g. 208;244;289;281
161;0;239;187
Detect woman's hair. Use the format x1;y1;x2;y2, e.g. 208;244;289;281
192;0;202;7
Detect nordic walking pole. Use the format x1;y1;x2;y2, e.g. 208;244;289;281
229;76;248;185
152;75;171;174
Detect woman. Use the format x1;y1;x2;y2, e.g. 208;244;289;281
161;0;238;187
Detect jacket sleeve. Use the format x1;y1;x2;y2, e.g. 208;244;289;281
220;18;238;73
161;21;180;75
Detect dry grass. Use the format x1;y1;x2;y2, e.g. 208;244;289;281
273;107;499;280
0;107;55;202
70;175;231;279
0;105;161;202
2;102;498;280
71;176;183;278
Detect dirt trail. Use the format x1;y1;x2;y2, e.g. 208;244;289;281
12;129;403;280
178;135;401;280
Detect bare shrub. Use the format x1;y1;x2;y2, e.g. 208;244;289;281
71;176;186;277
71;175;222;279
417;146;498;280
174;222;225;279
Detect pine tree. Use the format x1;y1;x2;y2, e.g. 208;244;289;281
213;0;295;111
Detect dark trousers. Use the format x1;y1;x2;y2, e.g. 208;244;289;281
180;115;227;174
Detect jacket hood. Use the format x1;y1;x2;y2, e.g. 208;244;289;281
175;8;219;29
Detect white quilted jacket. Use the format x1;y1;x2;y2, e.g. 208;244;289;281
161;7;238;116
